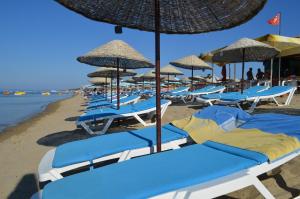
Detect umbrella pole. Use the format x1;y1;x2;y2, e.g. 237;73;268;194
155;0;162;153
117;58;120;110
278;57;281;85
191;66;194;91
110;72;113;103
105;76;108;100
143;78;145;91
270;58;274;87
211;64;214;83
167;74;169;91
241;49;245;94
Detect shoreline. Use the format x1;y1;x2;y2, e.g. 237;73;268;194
0;95;75;142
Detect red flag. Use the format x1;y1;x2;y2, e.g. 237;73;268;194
268;13;281;26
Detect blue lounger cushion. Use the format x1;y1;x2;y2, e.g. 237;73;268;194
202;86;267;100
219;86;293;101
78;97;169;122
53;124;188;168
87;95;139;109
43;143;266;199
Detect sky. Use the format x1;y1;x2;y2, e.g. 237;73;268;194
0;0;299;90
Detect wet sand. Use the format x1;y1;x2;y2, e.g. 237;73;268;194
0;94;300;199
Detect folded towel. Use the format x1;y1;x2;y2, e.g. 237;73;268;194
172;116;300;161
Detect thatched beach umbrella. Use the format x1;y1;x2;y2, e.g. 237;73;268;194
88;68;136;102
78;40;153;109
213;38;280;93
56;0;268;152
159;65;183;91
89;77;111;85
170;55;212;90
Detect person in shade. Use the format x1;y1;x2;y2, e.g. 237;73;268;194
256;68;264;80
221;64;227;82
247;67;254;81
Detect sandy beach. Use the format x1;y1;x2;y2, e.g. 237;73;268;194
1;94;300;199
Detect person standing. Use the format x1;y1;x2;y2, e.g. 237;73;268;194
256;68;264;80
247;67;254;80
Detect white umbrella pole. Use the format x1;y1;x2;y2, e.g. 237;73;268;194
270;58;274;87
278;56;281;85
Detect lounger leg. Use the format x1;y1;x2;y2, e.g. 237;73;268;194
80;122;96;135
251;176;275;199
94;118;114;135
249;98;259;113
134;114;155;126
208;100;213;106
272;97;280;106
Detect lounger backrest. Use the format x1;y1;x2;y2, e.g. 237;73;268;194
256;86;293;97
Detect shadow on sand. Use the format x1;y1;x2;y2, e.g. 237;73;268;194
8;173;38;199
253;107;300;115
37;128;92;147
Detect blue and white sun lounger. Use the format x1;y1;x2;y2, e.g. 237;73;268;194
38;124;188;182
78;97;171;135
87;95;140;109
196;85;268;106
88;94;127;104
175;85;226;103
35;140;299;199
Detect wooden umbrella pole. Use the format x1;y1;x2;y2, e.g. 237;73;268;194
143;77;145;91
116;58;120;110
110;72;113;103
155;0;162;153
105;76;108;100
167;74;169;91
191;66;194;91
241;48;245;94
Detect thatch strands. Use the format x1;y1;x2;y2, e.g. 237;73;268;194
213;38;280;63
160;65;183;75
78;40;153;69
56;0;267;34
87;68;136;78
170;55;212;70
89;77;111;85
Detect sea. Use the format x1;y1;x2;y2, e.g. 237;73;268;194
0;93;73;133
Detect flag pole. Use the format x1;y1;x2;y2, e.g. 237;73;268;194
278;12;282;35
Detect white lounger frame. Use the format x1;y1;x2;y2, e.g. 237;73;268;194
165;87;225;103
218;87;296;113
78;100;171;135
38;137;187;182
34;149;300;199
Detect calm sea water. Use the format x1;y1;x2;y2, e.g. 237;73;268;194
0;93;73;132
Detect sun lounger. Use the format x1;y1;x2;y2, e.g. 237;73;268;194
38;105;300;184
78;97;171;135
196;85;268;106
88;94;127;104
174;85;226;103
35;138;300;199
38;124;188;182
87;95;140;109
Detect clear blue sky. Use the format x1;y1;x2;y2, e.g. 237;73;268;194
0;0;299;90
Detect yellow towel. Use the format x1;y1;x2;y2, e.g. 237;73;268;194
172;116;300;161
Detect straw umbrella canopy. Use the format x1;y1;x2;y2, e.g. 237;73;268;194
89;77;111;85
56;0;267;152
78;40;153;109
170;55;212;90
88;68;136;102
213;38;280;93
159;65;183;91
